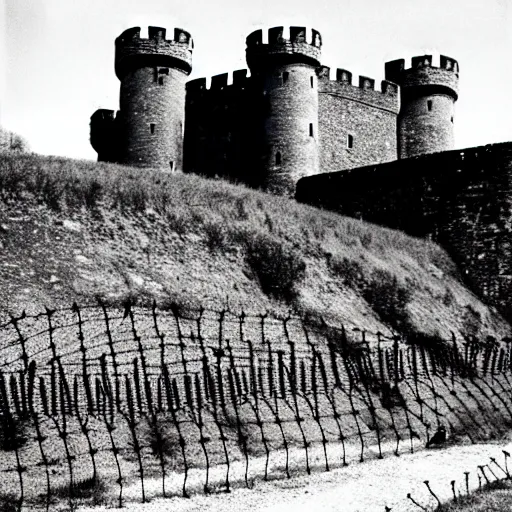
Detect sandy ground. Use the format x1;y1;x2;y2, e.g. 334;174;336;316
75;439;512;512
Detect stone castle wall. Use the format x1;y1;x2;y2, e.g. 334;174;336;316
91;27;460;195
317;66;399;173
296;142;512;318
182;64;402;190
183;71;260;185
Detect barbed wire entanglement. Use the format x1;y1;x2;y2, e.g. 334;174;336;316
1;301;512;510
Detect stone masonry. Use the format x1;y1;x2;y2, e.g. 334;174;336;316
90;25;459;195
296;143;512;319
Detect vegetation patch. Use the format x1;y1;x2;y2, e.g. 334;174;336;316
0;152;508;341
244;232;306;302
329;256;413;333
0;416;29;451
441;479;512;511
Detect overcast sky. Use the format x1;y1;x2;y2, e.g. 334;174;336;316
1;0;511;160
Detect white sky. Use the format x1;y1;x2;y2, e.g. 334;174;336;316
1;0;511;160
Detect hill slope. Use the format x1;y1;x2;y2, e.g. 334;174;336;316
0;152;509;340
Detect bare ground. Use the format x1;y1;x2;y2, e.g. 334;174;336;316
76;439;512;512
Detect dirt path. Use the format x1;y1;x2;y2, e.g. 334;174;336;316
77;440;512;512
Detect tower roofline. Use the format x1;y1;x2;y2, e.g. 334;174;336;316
115;26;193;79
385;54;459;100
245;26;322;70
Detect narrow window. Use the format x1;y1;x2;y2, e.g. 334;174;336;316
283;72;289;83
276;151;282;165
427;100;433;111
150;123;156;134
451;116;454;123
159;76;164;85
309;123;314;137
169;161;174;171
310;76;314;88
347;134;353;149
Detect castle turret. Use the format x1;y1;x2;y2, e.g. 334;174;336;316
114;26;193;170
246;26;322;195
90;109;119;163
385;55;459;159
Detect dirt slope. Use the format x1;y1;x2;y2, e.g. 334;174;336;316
0;152;509;340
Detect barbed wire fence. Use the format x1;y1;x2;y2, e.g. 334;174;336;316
1;301;512;510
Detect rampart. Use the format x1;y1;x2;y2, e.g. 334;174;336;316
317;66;399;172
296;142;512;318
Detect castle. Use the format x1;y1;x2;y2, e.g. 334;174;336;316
90;25;459;195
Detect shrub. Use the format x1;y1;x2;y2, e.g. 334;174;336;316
406;331;451;359
329;255;365;289
461;304;482;341
0;493;19;512
36;174;63;211
443;287;456;307
166;211;188;236
245;232;306;302
50;476;108;504
0;128;30;154
362;269;412;332
204;222;230;252
83;180;103;210
0;416;29;451
222;408;249;444
235;197;249;220
360;232;373;248
137;415;183;469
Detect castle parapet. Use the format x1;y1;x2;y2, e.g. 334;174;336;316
245;26;322;70
115;26;193;79
318;66;399;113
186;70;251;96
385;55;459;99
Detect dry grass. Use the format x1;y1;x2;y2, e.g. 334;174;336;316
442;480;512;511
0;152;509;340
0;153;452;264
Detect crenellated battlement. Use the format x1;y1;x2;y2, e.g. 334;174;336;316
115;26;194;79
318;65;399;112
186;69;252;95
92;22;461;191
245;26;322;70
385;54;459;99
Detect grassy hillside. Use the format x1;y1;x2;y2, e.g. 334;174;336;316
0;152;509;340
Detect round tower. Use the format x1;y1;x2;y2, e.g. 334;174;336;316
115;26;193;170
385;55;459;159
246;26;322;195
